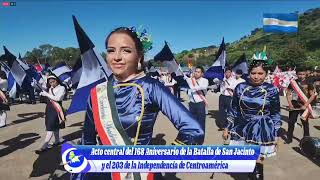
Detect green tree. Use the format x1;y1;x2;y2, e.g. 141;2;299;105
187;53;194;59
39;44;53;59
278;40;308;68
64;47;80;66
25;48;43;63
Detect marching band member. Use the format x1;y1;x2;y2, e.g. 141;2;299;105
286;68;316;144
35;75;66;154
223;60;281;180
0;70;9;128
218;67;237;130
74;27;204;180
185;66;209;133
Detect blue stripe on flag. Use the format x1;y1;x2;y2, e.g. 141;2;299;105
67;78;105;115
59;72;71;82
263;13;298;21
204;66;224;80
7;72;15;91
52;62;67;70
263;25;298;33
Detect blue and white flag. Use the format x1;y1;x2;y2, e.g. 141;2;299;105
41;63;51;72
52;62;72;77
0;61;17;98
232;53;248;75
16;57;30;71
67;16;112;115
204;37;226;80
52;62;72;86
16;56;42;83
263;13;298;33
154;41;183;76
3;46;26;86
70;57;82;89
0;61;10;76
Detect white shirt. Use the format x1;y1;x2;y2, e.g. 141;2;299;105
165;79;177;87
234;77;246;87
220;77;237;96
186;77;209;103
43;85;66;102
0;79;8;92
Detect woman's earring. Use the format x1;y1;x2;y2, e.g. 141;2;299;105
137;62;142;70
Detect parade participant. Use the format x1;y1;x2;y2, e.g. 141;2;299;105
313;70;320;117
35;74;66;154
0;70;9;128
218;67;237;130
38;71;50;103
223;60;281;180
74;27;204;180
306;69;317;84
286;68;316;144
159;71;168;84
185;66;209;133
265;70;273;84
171;72;184;100
164;73;177;94
234;69;246;86
147;68;160;80
0;71;8;93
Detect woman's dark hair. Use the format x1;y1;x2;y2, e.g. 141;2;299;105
296;67;306;73
46;73;65;91
195;66;205;73
249;60;269;73
105;27;145;71
0;70;7;80
224;66;233;72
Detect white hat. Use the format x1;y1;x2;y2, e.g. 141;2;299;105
47;75;58;80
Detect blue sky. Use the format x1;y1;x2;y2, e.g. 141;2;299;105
0;0;319;60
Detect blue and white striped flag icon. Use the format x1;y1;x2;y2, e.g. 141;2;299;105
263;13;298;33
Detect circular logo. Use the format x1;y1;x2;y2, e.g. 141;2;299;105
62;147;90;173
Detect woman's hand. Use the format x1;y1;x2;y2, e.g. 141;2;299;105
40;91;49;97
288;104;294;110
300;105;307;110
222;129;229;140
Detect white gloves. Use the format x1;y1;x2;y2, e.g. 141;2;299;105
213;78;220;83
40;91;49;97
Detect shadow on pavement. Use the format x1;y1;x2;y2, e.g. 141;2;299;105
68;122;83;127
62;129;82;143
314;126;320;131
0;133;40;157
29;128;85;179
49;172;70;180
151;133;167;145
278;127;287;142
292;146;320;167
6;112;45;127
29;145;67;179
208;110;224;130
226;172;249;180
280;114;290;124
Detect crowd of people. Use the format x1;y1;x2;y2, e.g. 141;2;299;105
144;62;320;179
0;26;319;180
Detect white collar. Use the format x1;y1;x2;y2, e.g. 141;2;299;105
114;71;146;82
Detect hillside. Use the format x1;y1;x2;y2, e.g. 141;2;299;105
174;8;320;69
